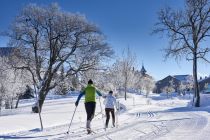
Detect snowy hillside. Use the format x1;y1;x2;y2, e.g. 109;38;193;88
1;93;210;140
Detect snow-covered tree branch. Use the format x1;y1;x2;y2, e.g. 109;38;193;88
5;3;113;113
153;0;210;107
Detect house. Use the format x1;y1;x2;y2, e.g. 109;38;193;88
155;75;193;93
199;76;210;93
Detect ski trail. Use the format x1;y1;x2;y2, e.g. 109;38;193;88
156;112;209;140
3;98;210;140
74;111;208;140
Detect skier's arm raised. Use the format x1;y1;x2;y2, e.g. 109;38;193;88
75;91;85;106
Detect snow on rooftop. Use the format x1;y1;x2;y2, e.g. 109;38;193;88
173;75;192;82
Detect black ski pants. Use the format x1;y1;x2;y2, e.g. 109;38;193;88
85;102;96;121
105;108;115;127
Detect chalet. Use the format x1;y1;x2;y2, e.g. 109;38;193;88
155;75;193;93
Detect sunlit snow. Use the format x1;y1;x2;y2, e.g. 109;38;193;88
1;92;210;140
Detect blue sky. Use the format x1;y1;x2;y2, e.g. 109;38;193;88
0;0;209;80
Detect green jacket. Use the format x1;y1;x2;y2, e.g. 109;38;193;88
76;84;102;103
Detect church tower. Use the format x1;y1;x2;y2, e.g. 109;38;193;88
140;64;147;76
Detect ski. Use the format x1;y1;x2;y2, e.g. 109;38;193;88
87;128;96;134
78;127;98;134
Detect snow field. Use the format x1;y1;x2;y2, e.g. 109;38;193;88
1;93;210;140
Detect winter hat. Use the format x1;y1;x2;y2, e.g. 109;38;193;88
88;79;93;84
109;90;113;94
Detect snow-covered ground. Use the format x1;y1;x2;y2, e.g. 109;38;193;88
1;93;210;140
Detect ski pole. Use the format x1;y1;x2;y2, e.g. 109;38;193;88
116;101;119;128
99;97;105;124
66;106;77;134
99;97;107;130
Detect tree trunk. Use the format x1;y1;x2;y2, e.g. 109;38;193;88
5;99;10;109
32;77;52;113
32;90;47;113
0;98;2;115
193;54;200;107
32;85;44;130
15;96;21;108
124;75;128;100
10;97;14;109
125;78;127;100
124;86;127;100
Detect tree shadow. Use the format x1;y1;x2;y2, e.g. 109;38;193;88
166;106;210;114
0;128;65;139
0;135;35;139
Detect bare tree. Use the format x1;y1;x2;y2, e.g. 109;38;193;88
79;66;108;90
135;73;144;94
178;82;186;95
15;85;34;108
108;59;124;95
162;79;175;98
0;83;6;114
54;64;69;95
122;47;136;100
5;3;113;113
142;76;155;98
153;0;210;107
0;55;30;110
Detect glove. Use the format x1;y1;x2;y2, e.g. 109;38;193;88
75;101;79;107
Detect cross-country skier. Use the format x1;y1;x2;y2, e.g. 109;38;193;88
75;79;102;134
103;90;117;128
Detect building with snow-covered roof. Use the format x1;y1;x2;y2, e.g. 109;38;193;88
155;75;193;93
199;76;210;93
173;75;193;84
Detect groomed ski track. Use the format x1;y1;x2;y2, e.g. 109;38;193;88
1;96;210;140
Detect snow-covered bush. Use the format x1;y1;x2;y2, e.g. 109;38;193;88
161;80;175;98
0;57;32;110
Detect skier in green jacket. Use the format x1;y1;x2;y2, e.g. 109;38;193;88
75;79;102;134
